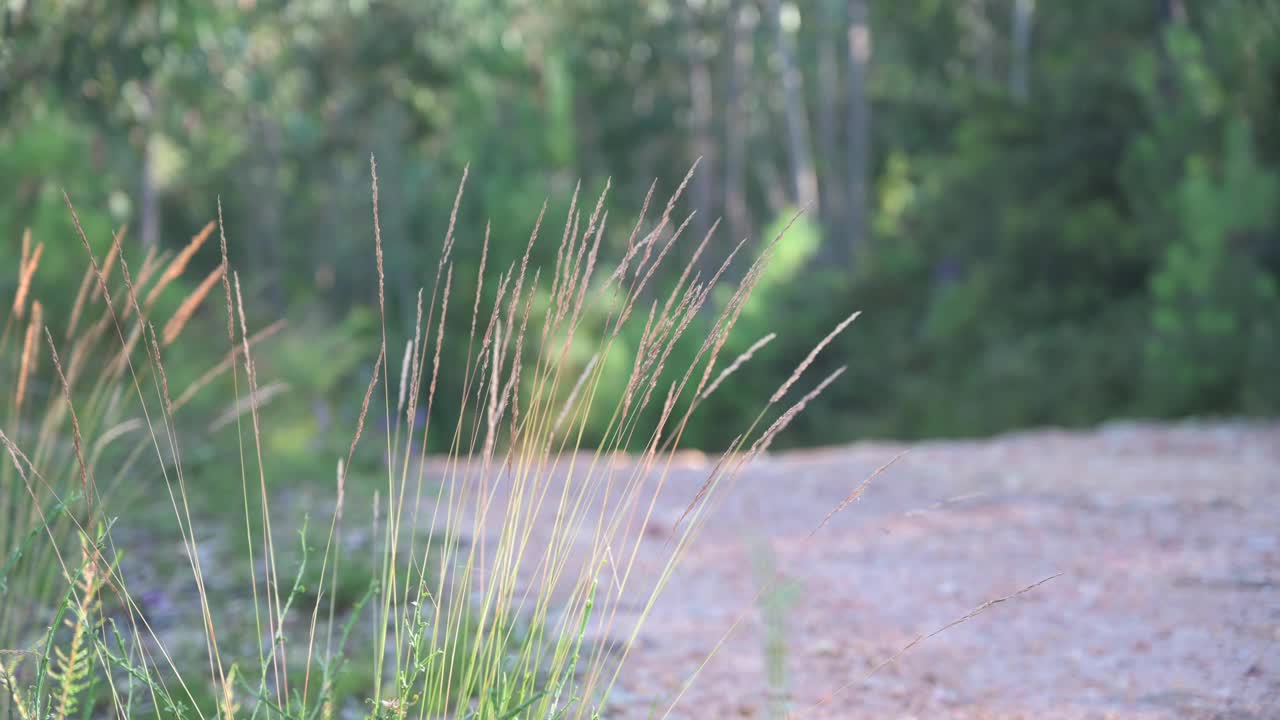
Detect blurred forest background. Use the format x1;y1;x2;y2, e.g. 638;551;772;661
3;0;1279;455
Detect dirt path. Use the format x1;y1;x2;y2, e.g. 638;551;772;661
466;421;1280;719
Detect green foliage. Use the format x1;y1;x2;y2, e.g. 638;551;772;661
0;109;120;321
1146;119;1280;413
771;0;1280;443
2;0;1278;445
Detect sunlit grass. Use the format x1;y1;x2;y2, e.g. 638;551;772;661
1;160;868;719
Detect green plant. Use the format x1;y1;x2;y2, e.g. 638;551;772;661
751;539;799;720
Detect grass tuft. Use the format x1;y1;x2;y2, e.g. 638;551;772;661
1;164;878;719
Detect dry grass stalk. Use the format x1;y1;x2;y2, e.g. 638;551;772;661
65;226;127;340
553;353;599;433
14;301;42;415
370;157;386;333
99;238;153;380
549;183;580;305
141;321;230;700
770;310;860;404
162;264;226;346
688;209;807;401
345;346;385;472
64;266;97;342
145;220;216;307
63;314;110;391
43;328;93;522
701;332;775;400
137;247;164;292
615;180;657;282
89;229;123;302
635;276;707;415
87;418;144;473
397;339;413;416
217;199;235;342
465;226;491;379
426;265;451;424
118;244;162;324
438;164;468;279
209;381;291;431
408;289;424;420
615;211;694;333
12;239;43;320
233;271;290;705
147;323;175;412
626;231;753;445
656;218;719;328
809;451;906;538
754;366;847;455
798;573;1064;716
170;319;286;411
676;364;849;534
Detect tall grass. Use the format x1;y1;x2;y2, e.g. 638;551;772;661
2;162;867;719
0;220;224;650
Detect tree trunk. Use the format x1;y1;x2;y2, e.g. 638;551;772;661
723;0;754;246
681;0;716;259
1157;0;1188;102
1010;0;1035;101
962;0;996;85
846;0;871;265
756;156;789;220
139;83;159;250
251;110;284;313
816;0;843;249
768;0;820;214
140;135;160;251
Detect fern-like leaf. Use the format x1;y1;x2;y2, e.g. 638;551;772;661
48;535;102;720
0;654;34;720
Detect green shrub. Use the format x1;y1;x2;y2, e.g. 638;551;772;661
1145;119;1280;414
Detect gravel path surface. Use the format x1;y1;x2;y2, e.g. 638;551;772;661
466;421;1280;719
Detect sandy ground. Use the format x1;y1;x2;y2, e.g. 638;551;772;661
463;421;1280;719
